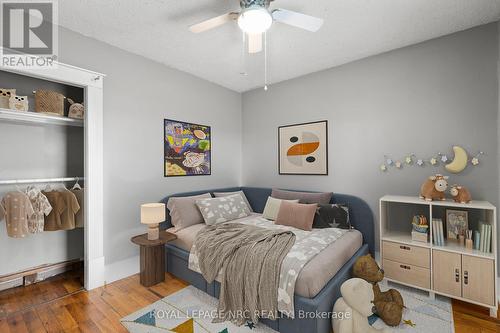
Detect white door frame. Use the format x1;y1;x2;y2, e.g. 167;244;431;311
0;60;106;290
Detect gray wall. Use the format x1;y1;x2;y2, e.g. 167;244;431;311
57;28;242;265
242;23;499;257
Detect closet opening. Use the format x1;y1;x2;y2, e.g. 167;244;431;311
0;70;85;317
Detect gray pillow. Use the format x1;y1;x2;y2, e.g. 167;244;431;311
213;190;253;212
166;193;211;231
196;194;251;225
262;196;299;221
271;188;333;204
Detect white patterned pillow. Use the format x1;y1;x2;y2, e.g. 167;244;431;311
196;194;251;225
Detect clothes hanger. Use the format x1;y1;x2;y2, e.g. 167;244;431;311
72;177;82;190
15;184;23;193
44;183;53;192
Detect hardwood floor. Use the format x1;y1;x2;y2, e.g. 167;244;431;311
0;272;498;332
0;269;84;319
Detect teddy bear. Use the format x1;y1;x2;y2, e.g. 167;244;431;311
450;185;471;204
332;278;392;333
353;254;404;327
419;174;448;201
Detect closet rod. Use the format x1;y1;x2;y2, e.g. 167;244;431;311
0;177;84;185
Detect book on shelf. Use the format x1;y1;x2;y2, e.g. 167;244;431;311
478;223;492;253
432;218;444;246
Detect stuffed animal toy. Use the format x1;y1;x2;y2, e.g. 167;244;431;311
9;95;29;111
332;278;392;333
68;98;84;119
419;174;448;201
450;185;471;204
0;88;16;109
353;254;404;327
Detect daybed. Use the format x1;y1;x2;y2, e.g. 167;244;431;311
160;187;374;333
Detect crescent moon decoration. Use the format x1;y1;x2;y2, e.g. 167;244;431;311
445;146;468;173
379;148;484;173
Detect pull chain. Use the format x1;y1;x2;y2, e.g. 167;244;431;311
264;32;268;91
240;32;248;76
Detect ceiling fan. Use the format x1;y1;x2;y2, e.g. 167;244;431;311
189;0;324;54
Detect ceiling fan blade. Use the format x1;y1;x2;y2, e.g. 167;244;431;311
272;9;324;32
248;33;263;54
189;12;239;33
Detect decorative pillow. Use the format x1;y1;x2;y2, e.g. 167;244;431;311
213;190;253;212
262;196;299;221
166;193;211;231
275;201;317;231
313;203;351;229
196;194;251;225
271;188;333;204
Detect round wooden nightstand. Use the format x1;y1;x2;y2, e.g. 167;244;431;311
131;231;177;287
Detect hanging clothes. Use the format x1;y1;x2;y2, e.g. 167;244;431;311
25;186;52;233
42;190;65;231
58;190;80;230
0;191;35;238
70;188;84;228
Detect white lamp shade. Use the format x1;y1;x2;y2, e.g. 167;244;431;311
141;203;166;225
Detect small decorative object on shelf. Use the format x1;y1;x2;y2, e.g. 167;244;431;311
68;98;84;119
465;230;473;249
446;209;468;240
34;89;65;116
8;95;28;111
0;88;16;108
411;215;429;243
450;184;472;204
419;174;448;201
140;203;166;240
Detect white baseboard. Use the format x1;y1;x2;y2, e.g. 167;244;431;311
104;255;140;285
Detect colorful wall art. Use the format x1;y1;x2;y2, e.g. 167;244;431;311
278;120;328;175
164;119;211;177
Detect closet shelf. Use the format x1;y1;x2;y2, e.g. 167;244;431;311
0;108;83;127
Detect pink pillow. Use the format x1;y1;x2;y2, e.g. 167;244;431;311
275;201;317;231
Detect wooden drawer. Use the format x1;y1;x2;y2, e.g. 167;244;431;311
382;241;430;268
383;259;430;289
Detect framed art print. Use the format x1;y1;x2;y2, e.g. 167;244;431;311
164;119;211;177
446;209;468;240
278;120;328;175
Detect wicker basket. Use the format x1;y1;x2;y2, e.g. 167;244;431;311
34;89;65;116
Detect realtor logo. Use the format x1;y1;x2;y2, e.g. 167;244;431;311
1;0;58;68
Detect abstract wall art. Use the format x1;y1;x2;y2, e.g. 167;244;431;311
278;120;328;175
164;119;211;177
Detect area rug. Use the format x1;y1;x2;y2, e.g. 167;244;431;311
121;286;278;333
121;283;454;333
370;282;454;333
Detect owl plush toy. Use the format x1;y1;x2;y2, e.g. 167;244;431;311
0;88;16;109
9;95;29;111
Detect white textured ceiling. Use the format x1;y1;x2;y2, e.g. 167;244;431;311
59;0;500;92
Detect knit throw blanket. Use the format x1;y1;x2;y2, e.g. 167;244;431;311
191;223;296;326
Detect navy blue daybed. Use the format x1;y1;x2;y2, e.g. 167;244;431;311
160;187;374;333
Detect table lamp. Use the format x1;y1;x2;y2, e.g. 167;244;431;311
141;203;166;240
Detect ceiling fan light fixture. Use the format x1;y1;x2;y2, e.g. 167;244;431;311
237;6;273;34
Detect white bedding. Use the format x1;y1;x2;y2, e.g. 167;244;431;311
187;215;350;318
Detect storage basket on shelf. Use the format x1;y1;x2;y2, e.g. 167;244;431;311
34;89;65;116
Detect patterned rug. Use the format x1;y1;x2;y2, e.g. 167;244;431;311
121;283;454;333
370;282;454;333
121;286;278;333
